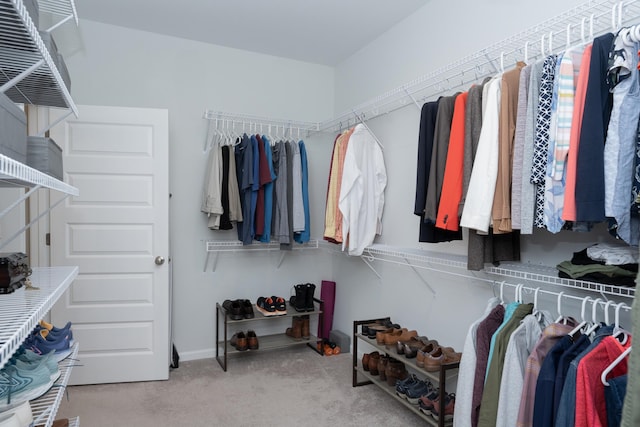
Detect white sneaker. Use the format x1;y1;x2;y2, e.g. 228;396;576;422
0;401;33;427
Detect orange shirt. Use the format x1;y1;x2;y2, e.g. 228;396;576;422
562;44;593;221
436;92;468;230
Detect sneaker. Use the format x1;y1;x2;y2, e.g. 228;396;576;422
406;379;436;405
222;300;244;320
432;393;455;421
418;389;440;415
271;296;287;314
14;353;60;382
240;300;255;319
0;401;32;427
23;331;71;362
255;297;278;316
395;374;419;398
0;364;55;411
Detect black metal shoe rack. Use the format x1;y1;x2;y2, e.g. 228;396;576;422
215;297;324;371
352;318;459;427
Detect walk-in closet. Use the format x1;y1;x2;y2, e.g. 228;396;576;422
0;0;638;426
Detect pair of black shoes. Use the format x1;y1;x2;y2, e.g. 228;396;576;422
289;283;316;312
222;299;255;320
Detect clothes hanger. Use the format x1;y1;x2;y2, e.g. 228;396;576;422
604;300;615;326
568;296;592;337
541;33;547;57
613;302;630;345
533;287;543;321
584;298;603;336
555;291;566;323
601;346;632;386
500;280;506;305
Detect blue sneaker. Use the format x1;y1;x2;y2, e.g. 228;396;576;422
23;331;71;362
14;353;60;382
0;364;54;410
406;379;436;405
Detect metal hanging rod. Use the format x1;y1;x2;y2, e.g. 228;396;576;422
203;110;319;132
317;0;640;132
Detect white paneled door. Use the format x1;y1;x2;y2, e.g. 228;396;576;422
49;105;169;385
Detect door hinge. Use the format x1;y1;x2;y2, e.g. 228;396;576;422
45;233;50;246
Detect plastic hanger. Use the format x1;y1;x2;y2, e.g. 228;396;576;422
569;296;592;337
604;300;615;325
541;33;547;57
613;302;630;345
584;298;603;336
555;291;566;324
532;287;543;322
500;280;506;305
601;346;632;386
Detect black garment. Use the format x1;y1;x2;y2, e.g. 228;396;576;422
467;229;521;271
219;145;233;230
415;99;462;243
575;32;615;222
235;134;253;244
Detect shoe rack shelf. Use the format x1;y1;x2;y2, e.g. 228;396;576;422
352;318;458;427
30;343;79;427
0;266;78;370
215;299;325;372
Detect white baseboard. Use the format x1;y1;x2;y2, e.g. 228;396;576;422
178;348;215;362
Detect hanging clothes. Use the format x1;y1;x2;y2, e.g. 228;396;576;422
604;34;640;245
531;54;558;229
511;64;532;231
460;76;502;232
562;44;593;222
272;140;289;245
424;93;460;223
201;140;224;229
294;140;311;244
415;99;462;242
519;59;545;234
471;303;505;427
324;129;353;243
339;124;387;256
281;140;295;250
621;268;640;427
254;134;272;239
218;145;233;230
495;311;552;427
574;32;615;222
492;61;526;233
235;134;254;245
454;297;501;427
543;47;585;233
517;320;577;427
478;303;534;427
575;335;632;427
436;91;468;231
259;136;276;242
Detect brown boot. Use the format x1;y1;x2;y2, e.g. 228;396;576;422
385;359;408;386
301;315;310;340
362;353;370;371
378;355;390;381
247;330;259;350
368;351;380;375
286;316;302;340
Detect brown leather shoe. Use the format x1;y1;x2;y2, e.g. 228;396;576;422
402;338;426;359
247;330;259;350
378;355;390;381
423;346;445;371
368;352;380;375
442;348;462;365
286;317;302;340
383;328;407;347
301;315;310;340
385;359;408;386
376;328;395;344
387;329;418;349
230;331;247;351
362;353;370;371
416;340;439;368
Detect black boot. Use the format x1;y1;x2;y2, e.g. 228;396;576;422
305;283;316;312
289;284;307;312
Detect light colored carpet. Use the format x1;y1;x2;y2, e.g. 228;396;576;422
56;346;425;427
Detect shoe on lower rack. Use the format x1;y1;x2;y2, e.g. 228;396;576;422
432;393;455;422
405;379;436;405
395;374;419;398
0;401;32;427
23;330;71;362
0;364;55;411
418;389;441;416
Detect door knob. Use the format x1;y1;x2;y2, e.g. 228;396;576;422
155;256;165;265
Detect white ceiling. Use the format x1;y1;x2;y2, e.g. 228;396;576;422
75;0;429;66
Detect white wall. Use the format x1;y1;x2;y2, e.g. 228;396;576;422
54;19;335;359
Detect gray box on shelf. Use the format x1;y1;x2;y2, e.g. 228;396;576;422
330;329;350;350
0;92;27;163
26;136;63;180
22;0;39;29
